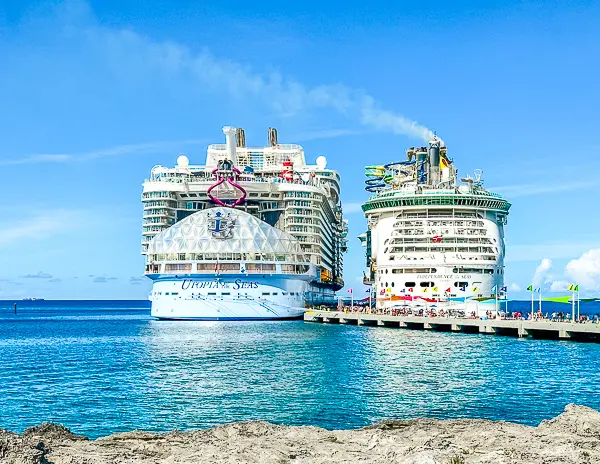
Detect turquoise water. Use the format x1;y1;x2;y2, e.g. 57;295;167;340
1;300;600;438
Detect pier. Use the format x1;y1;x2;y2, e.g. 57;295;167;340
304;310;600;342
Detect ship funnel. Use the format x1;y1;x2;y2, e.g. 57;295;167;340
268;127;278;147
222;126;238;165
236;128;246;148
428;136;441;185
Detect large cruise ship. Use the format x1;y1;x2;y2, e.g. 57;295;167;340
142;126;348;320
359;136;511;315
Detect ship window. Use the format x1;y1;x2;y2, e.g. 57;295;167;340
208;292;217;295
484;269;494;274
171;292;179;295
222;292;231;296
272;292;278;296
189;193;197;197
420;282;434;288
262;292;270;296
165;292;170;295
391;282;395;287
405;282;416;287
282;292;288;295
453;282;469;288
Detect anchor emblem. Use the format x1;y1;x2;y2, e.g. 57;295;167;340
207;210;236;239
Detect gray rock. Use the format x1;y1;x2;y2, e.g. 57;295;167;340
1;405;599;463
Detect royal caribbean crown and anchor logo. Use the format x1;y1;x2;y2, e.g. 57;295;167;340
207;210;236;239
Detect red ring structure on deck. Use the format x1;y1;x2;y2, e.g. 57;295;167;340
207;166;247;208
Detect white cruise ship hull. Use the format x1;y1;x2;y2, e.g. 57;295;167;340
149;274;308;321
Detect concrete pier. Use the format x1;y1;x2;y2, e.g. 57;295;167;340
304;310;600;342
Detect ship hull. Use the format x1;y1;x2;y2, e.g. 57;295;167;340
148;274;308;321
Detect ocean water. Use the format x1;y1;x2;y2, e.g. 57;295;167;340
1;300;600;438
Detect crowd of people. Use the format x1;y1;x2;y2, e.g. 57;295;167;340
327;305;600;323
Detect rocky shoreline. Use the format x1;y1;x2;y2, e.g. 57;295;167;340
2;404;599;463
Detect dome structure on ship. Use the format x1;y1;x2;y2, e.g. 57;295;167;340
147;207;308;262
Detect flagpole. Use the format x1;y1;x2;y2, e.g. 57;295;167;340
571;287;575;323
505;288;508;316
539;287;542;318
531;285;534;320
494;287;498;319
577;289;580;322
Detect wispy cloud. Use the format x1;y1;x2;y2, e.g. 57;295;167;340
506;241;600;263
71;11;438;143
93;276;118;283
490;180;600;198
0;210;87;247
293;129;361;142
1;139;206;166
130;276;145;285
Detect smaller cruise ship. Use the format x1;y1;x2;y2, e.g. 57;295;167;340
360;136;511;316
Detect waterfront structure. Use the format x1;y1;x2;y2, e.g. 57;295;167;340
359;137;511;315
142;127;348;320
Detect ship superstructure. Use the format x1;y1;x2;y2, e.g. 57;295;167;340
360;137;511;315
142;126;348;320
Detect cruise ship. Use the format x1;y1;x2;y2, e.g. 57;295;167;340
359;136;511;315
142;126;348;320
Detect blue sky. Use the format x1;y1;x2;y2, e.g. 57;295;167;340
1;0;600;299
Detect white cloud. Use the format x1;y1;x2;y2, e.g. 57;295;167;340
508;283;521;292
549;280;570;292
77;14;437;143
532;258;552;287
565;248;600;291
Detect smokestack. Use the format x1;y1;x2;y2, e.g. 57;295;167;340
222;126;238;165
428;137;441;185
236;128;246;147
268;127;278;147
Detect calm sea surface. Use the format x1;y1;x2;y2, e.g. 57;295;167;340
1;300;599;438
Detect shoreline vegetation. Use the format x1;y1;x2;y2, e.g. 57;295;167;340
2;405;599;463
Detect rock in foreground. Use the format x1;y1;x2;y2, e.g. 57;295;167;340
2;404;600;463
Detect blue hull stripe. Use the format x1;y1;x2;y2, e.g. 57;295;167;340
153;315;304;321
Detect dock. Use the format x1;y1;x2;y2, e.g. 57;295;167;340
304;310;600;342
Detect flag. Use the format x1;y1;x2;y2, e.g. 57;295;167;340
445;287;451;293
440;155;450;169
473;287;479;292
348;288;353;294
575;285;579;291
491;285;497;293
366;289;371;293
535;287;541;293
459;286;466;292
408;288;414;293
527;285;533;291
400;289;406;293
423;288;428;293
432;286;438;292
568;284;575;291
501;286;507;292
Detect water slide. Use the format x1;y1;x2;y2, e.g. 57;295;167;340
365;165;386;192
